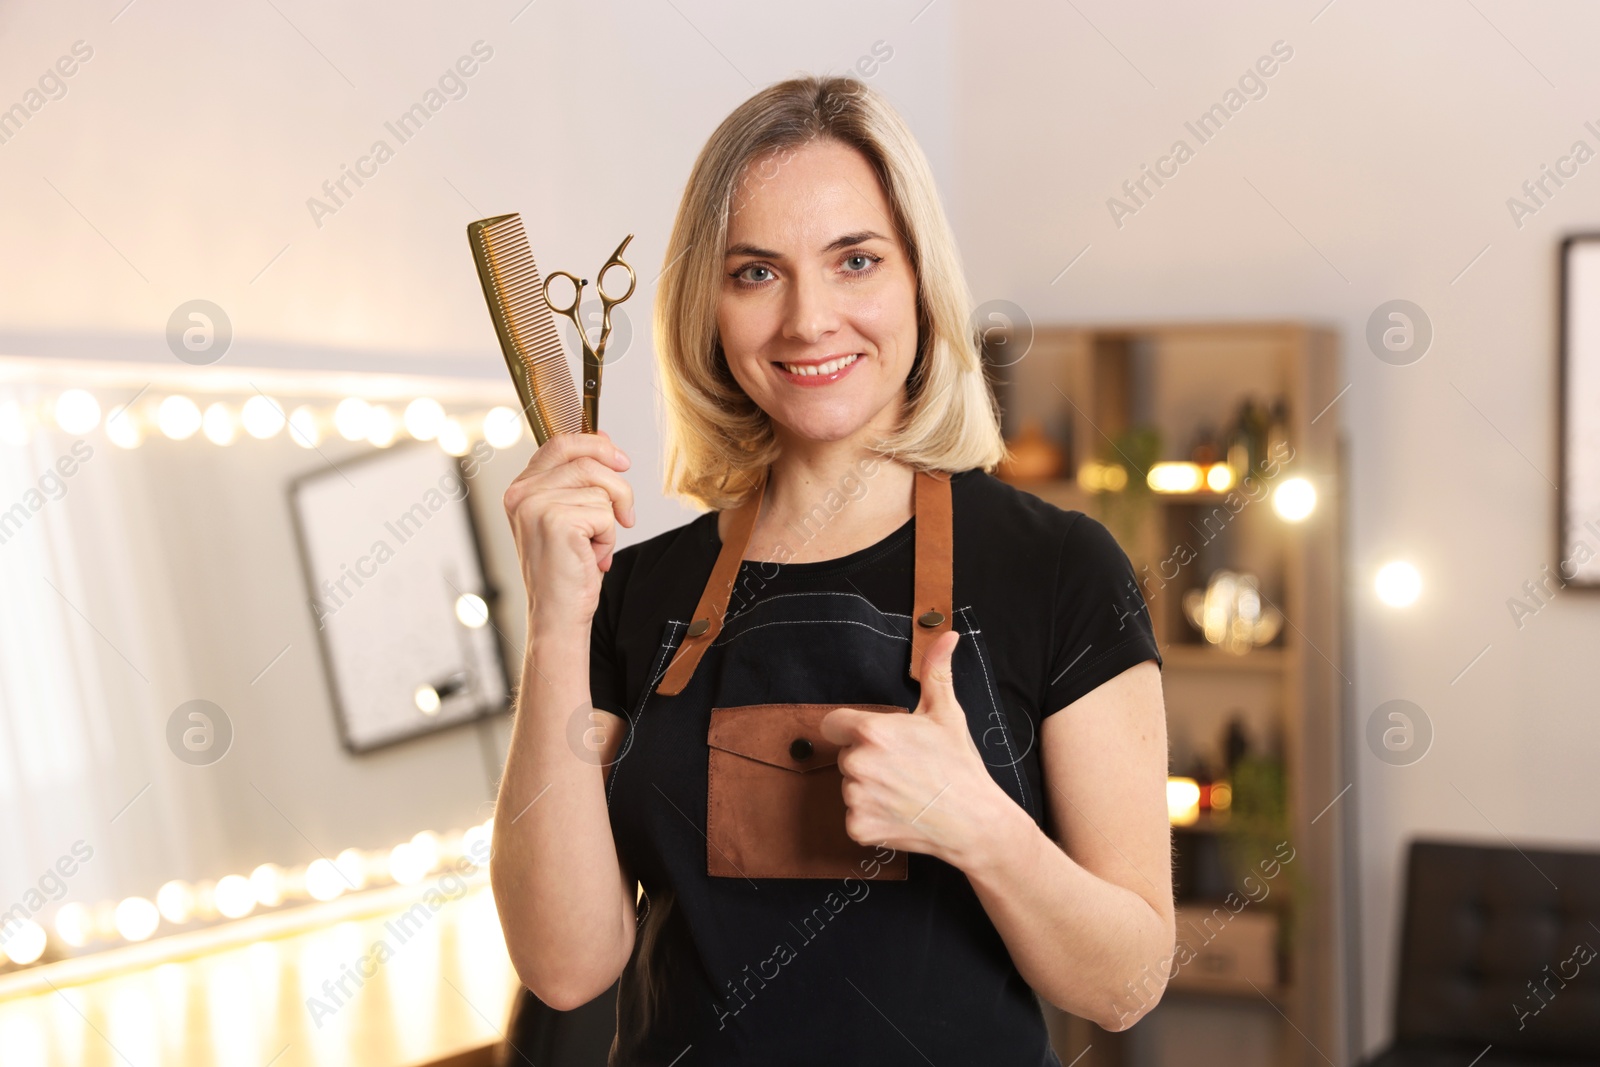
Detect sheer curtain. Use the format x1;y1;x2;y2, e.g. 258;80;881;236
0;381;219;924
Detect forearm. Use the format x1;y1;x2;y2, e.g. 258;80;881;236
954;794;1175;1031
490;612;632;1009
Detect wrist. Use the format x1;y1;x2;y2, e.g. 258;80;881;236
948;781;1039;882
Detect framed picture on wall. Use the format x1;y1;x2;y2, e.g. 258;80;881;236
1560;235;1600;588
289;443;511;753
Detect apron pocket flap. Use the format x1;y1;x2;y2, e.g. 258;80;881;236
707;703;908;771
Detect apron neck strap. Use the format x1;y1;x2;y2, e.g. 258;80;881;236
653;466;953;697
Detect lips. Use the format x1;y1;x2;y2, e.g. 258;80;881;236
771;352;865;388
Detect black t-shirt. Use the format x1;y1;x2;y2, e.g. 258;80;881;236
590;465;1162;753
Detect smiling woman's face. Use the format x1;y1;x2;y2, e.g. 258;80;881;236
717;137;919;449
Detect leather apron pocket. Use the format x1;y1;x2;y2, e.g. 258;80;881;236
706;703;910;880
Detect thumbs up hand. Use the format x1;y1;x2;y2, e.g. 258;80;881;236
819;630;1012;871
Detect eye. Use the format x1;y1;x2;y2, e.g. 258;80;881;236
731;263;774;286
843;253;882;274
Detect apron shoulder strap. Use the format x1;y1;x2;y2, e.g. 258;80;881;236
652;466;953;696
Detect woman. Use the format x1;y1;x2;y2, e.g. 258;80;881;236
493;74;1173;1065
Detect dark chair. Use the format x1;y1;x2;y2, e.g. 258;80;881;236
1361;839;1600;1067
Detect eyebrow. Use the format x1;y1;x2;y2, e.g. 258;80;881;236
725;230;888;258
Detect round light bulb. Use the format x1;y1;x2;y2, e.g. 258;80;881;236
483;406;523;449
157;396;202;441
213;875;256;919
304;858;345;902
404;398;446;441
105;404;142;448
202;402;236;445
438;418;469;457
455;592;489;629
241;395;286;439
410;831;441;875
335;848;368;892
1273;476;1317;522
1375;561;1422;608
366;404;397;447
54;389;101;434
250;863;285;907
2;919;47;965
113;897;160;942
334;397;372;441
156;880;196;924
288;405;320;448
54;902;93;947
414;684;441;715
389;843;427;886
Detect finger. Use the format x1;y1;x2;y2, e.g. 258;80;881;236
525;429;629;478
913;630;961;715
565;455;635;528
819;706;869;746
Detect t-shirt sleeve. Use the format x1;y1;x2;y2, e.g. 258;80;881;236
1041;513;1162;716
588;548;634;718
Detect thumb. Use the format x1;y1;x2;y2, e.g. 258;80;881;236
913;630;961;716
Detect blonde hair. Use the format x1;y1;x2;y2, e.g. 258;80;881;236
653;74;1007;512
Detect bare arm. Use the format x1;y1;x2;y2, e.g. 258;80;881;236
959;660;1174;1030
824;636;1174;1031
490;431;638;1011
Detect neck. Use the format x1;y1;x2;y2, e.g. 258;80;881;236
743;412;915;564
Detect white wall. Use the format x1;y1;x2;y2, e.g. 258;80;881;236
4;0;1598;1057
949;0;1600;1057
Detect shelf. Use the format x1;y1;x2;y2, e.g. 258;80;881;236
1160;645;1288;673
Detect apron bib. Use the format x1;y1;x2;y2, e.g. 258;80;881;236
604;467;1060;1066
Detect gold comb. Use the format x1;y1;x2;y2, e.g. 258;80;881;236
467;213;586;445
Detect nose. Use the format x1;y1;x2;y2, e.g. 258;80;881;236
780;265;841;346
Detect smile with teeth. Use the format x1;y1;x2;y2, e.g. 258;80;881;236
779;353;861;376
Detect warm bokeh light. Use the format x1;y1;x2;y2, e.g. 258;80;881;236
213;875;256;919
437;417;469;457
483;405;523;449
54;901;93;947
1205;462;1236;492
366;404;397;447
105;403;142;448
241;395;286;439
455;592;489;629
156;880;196;924
1;919;47;964
288;405;320;448
334;397;372;441
336;848;368;892
1148;461;1203;493
1166;777;1201;826
405;397;446;441
54;389;101;434
250;863;285;907
410;831;441;875
304;858;345;902
1075;461;1129;492
414;684;441;716
1273;476;1317;522
389;843;428;886
114;896;161;941
202;402;236;445
1376;560;1422;607
157;395;202;440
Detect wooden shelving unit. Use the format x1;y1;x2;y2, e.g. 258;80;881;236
989;323;1349;1067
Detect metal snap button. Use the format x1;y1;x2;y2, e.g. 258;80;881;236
917;610;945;628
789;738;813;762
686;618;709;637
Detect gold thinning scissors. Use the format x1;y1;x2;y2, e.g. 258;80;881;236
541;233;637;434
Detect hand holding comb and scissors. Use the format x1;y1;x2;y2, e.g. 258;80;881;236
466;213;636;445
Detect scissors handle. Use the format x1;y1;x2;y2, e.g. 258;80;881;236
595;234;638;306
541;271;587;318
